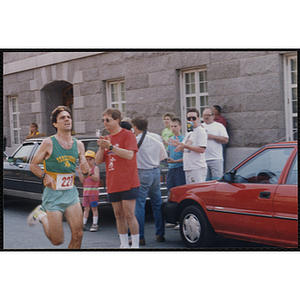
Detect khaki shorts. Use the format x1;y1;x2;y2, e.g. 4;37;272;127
185;167;207;184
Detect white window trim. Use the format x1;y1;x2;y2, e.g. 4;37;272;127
180;67;208;130
283;53;298;141
106;79;126;117
8;96;21;146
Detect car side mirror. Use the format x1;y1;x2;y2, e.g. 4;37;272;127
7;156;14;163
222;171;236;183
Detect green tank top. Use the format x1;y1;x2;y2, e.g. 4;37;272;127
44;136;78;175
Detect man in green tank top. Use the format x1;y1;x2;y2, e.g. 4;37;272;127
27;106;89;249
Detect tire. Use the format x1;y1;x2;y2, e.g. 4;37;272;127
179;205;212;248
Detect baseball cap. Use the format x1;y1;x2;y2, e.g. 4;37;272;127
85;150;95;158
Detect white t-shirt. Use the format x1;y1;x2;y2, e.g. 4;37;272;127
136;132;164;169
202;121;229;161
182;125;207;171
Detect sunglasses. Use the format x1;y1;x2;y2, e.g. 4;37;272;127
102;117;114;123
187;116;197;121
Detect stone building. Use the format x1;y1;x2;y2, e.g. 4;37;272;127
3;50;298;170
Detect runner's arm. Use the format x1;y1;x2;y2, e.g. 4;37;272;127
30;138;56;189
77;140;89;177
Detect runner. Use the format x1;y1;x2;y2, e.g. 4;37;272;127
27;106;89;249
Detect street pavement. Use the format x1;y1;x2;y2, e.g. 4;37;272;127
3;197;185;250
3;197;271;250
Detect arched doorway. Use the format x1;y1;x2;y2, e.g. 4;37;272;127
41;81;74;136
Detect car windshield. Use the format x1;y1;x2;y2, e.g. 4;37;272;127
233;147;293;184
11;143;35;163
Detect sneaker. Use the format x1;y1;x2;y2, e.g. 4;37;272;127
90;224;98;232
27;205;47;227
174;224;180;230
83;224;87;231
166;223;176;228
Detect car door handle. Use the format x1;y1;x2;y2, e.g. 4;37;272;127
259;191;271;199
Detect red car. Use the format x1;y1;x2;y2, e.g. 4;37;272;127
162;142;298;248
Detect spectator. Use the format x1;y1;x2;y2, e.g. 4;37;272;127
166;118;186;192
213;105;228;170
212;105;227;128
165;117;186;229
161;112;176;149
131;116;167;246
95;108;140;248
121;117;133;132
76;150;100;232
172;108;207;184
202;108;229;181
25;122;40;139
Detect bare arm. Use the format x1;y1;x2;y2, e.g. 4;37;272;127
30;138;56;189
90;165;100;182
77;140;89;177
207;134;228;144
97;136;134;160
76;166;84;183
175;143;206;153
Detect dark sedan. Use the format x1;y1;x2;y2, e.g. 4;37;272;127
4;136;168;203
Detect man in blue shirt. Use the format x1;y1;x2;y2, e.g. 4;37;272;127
166;118;186;192
165;118;186;229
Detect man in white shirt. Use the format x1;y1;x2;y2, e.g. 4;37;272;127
172;108;207;184
131;116;167;245
202;108;229;180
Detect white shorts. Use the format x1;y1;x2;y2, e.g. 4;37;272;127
185;167;207;184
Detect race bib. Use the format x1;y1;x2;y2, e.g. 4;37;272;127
56;173;74;190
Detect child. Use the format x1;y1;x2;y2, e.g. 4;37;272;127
77;150;100;232
161;112;176;149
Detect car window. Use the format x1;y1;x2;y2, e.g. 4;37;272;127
12;143;36;163
285;155;297;185
234;147;293;184
82;140;99;153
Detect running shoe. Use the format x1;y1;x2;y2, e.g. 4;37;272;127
27;205;47;227
90;224;98;232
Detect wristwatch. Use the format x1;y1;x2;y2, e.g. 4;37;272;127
41;173;46;179
89;173;93;177
109;144;113;151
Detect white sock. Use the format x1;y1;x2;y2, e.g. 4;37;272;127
119;234;129;248
131;234;140;248
83;218;88;225
93;217;98;225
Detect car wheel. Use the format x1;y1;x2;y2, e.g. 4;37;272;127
179;206;212;248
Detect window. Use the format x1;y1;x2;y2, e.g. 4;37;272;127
180;68;208;127
8;96;21;145
286;155;297;185
107;80;126;117
12;143;35;163
284;54;298;141
233;147;293;184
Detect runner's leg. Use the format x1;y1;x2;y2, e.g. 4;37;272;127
41;211;64;246
64;202;83;249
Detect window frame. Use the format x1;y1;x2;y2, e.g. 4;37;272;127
283;53;298;141
106;79;126;118
180;67;208;130
8;96;21;146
